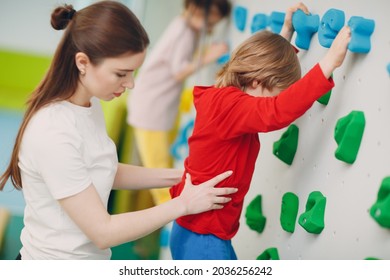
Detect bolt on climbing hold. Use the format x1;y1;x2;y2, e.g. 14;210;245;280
245;194;266;233
292;9;320;50
256;247;280;260
318;8;345;48
298;191;327;234
273;124;299;165
370;177;390;229
280;192;299;233
347;16;375;53
334;110;365;164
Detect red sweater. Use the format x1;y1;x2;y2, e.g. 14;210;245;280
170;64;334;240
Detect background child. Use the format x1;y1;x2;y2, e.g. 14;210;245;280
127;0;231;206
169;3;351;259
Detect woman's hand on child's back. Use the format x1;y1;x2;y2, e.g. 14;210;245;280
178;171;237;215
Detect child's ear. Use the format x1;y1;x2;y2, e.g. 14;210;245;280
251;80;259;89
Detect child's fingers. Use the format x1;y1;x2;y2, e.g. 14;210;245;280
288;2;309;15
296;2;310;15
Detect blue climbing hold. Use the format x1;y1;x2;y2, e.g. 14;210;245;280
251;13;268;34
347;16;375;53
318;8;345;48
170;119;194;161
269;11;285;34
387;63;390;75
292;9;320;50
217;52;230;65
234;6;247;32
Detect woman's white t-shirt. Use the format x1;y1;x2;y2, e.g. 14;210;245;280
18;98;118;259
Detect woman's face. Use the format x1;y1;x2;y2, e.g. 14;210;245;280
75;51;146;106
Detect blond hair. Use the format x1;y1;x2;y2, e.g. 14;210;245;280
215;30;301;91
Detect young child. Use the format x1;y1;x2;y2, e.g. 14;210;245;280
169;4;351;259
127;0;231;206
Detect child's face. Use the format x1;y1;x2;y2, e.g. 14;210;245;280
187;5;222;33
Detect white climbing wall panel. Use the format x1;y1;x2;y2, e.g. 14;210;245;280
230;0;390;259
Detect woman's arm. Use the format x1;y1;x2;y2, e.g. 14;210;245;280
113;163;182;190
59;171;236;249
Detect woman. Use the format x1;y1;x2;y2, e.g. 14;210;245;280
0;1;236;260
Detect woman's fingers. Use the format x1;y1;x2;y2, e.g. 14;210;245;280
181;171;237;214
216;195;233;204
213;186;238;196
202;170;233;187
188;170;237;196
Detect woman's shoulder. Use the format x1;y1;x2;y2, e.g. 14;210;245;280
30;101;78;130
26;101;81;139
23;101;84;153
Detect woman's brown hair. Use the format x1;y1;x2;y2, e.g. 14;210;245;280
215;30;301;91
0;1;149;190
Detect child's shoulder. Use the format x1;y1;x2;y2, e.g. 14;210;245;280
193;86;247;103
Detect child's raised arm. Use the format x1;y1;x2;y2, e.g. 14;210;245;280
319;26;351;78
280;2;309;42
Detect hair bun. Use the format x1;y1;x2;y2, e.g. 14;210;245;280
51;4;76;30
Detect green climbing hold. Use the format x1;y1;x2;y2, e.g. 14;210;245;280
245;194;266;233
256;247;280;260
273;124;299;165
317;89;332;105
280;192;299;233
370;177;390;229
317;74;333;105
298;191;326;234
334;110;365;164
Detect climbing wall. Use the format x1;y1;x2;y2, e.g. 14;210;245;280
228;0;390;259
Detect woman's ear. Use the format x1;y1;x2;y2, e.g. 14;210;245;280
75;52;90;75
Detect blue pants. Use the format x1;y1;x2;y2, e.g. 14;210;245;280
169;221;237;260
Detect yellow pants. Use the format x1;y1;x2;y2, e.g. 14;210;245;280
133;128;177;205
0;208;10;252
